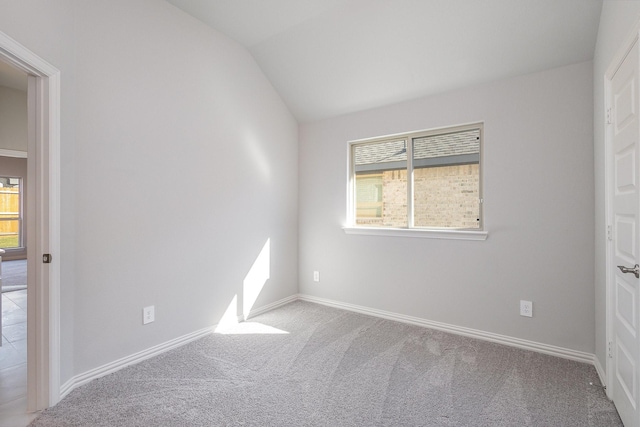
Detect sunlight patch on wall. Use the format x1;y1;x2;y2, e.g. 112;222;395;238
214;294;240;333
243;238;270;319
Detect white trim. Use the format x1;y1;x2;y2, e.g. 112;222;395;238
0;30;60;410
343;226;488;241
60;325;216;400
407;136;414;227
297;294;595;364
246;294;298;320
59;294;297;399
348;121;486;145
58;292;603;403
47;71;62;407
0;32;59;76
0;149;27;158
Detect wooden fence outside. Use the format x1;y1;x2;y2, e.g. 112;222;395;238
0;187;20;237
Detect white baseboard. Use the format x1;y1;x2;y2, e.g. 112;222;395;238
247;294;298;319
59;325;215;399
59;294;297;400
297;294;596;365
60;292;600;401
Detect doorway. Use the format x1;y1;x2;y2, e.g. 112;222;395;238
0;30;60;417
0;85;30;412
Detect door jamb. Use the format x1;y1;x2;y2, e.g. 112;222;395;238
0;31;61;410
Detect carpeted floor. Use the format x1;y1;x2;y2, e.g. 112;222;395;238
29;301;622;426
1;259;27;293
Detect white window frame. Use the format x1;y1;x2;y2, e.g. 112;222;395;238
344;122;488;241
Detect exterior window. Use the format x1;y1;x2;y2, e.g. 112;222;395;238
350;123;482;230
355;173;383;224
0;177;22;249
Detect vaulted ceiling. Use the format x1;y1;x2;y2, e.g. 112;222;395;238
166;0;603;122
0;1;604;121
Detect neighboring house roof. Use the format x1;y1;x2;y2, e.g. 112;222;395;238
355;129;480;166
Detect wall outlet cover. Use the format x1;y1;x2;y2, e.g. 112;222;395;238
143;306;155;324
520;300;533;317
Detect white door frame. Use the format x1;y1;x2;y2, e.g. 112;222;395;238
0;31;61;410
605;19;640;402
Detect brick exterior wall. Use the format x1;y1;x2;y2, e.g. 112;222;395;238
413;164;479;228
381;170;408;227
356;164;479;228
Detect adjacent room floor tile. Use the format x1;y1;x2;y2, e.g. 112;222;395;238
10;339;26;354
0;264;28;424
0;344;23;370
1;323;26;344
2;307;26;328
4;290;26;311
0;396;38;427
0;364;26;404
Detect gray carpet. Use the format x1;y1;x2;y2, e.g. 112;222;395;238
1;259;26;293
29;301;622;426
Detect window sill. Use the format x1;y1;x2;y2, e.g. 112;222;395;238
342;226;488;241
1;247;25;252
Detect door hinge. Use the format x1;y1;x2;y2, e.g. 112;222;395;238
609;341;614;359
607;107;613;125
607;225;613;242
43;253;52;264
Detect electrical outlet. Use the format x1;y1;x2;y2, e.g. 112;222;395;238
313;271;320;282
520;300;533;317
143;306;155;324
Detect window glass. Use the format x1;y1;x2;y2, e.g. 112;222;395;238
355;174;383;223
412;129;480;228
354;139;407;227
350;124;482;230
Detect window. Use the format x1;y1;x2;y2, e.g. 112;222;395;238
348;123;483;234
0;177;23;249
355;173;383;224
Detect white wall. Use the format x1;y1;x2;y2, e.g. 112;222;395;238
299;61;595;353
0;85;27;152
0;0;298;383
593;0;640;376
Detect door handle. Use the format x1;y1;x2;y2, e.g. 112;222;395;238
618;264;640;278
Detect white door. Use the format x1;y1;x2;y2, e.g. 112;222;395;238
610;38;640;427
